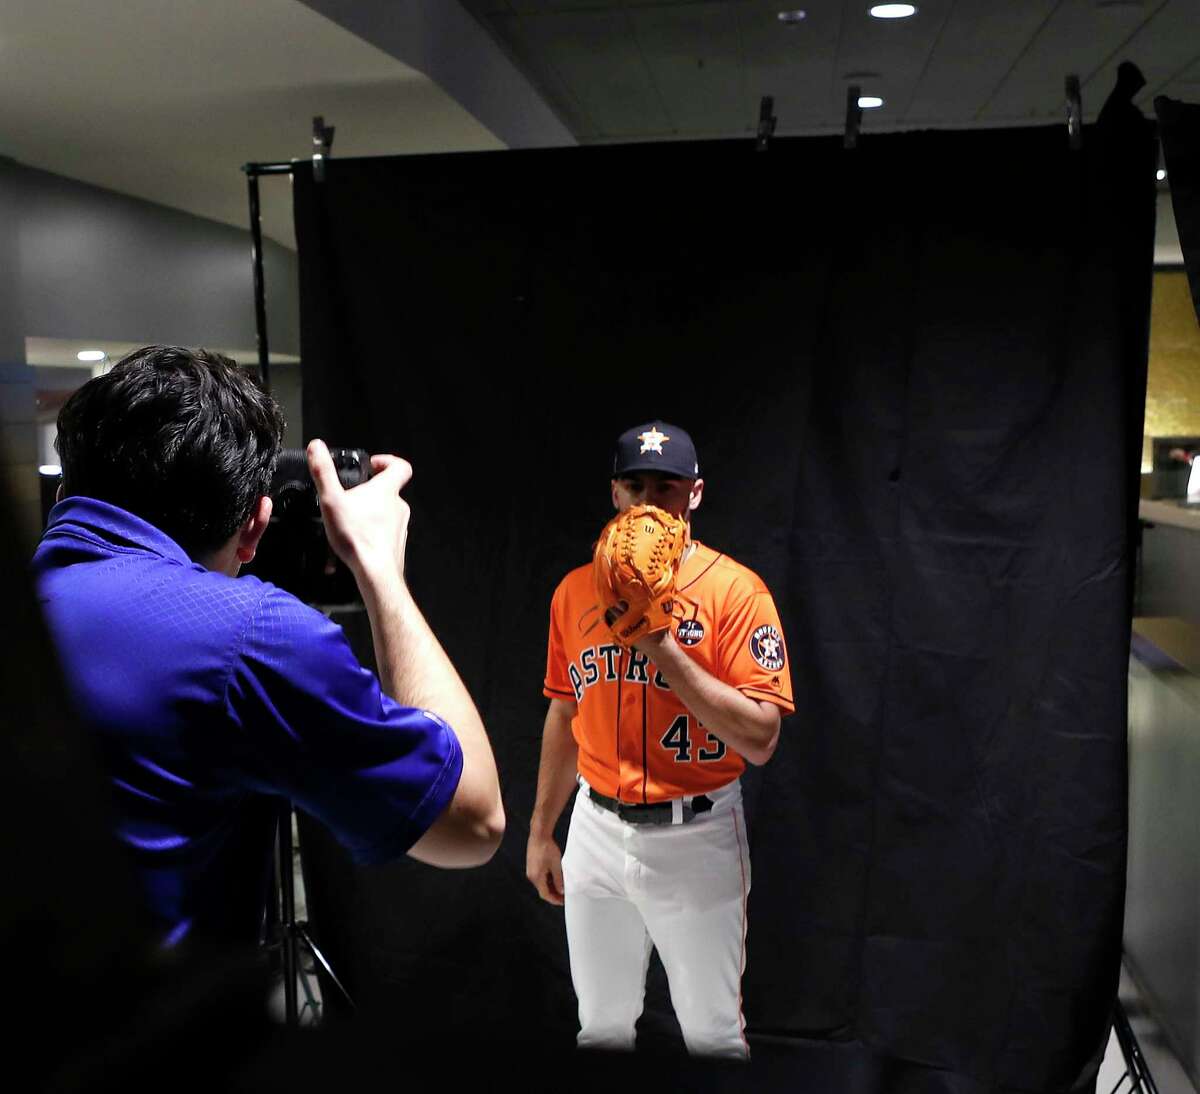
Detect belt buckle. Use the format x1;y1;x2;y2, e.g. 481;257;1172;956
615;794;718;826
616;802;670;826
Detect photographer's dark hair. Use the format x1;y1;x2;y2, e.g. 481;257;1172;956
55;346;286;558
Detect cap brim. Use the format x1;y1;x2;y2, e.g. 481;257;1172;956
613;461;698;479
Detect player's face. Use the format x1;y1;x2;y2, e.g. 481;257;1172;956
611;472;703;520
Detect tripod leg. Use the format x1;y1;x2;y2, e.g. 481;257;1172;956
277;804;299;1025
281;805;355;1019
1113;998;1159;1094
297;956;321;1025
298;925;356;1010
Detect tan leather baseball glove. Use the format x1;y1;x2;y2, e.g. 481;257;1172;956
593;504;688;648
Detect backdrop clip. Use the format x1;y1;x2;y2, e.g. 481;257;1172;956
756;96;777;152
1065;76;1083;151
313;115;335;182
844;86;862;150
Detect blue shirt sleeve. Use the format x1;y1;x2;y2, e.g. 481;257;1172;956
221;586;463;865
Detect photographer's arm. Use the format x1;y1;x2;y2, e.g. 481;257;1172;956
307;440;504;868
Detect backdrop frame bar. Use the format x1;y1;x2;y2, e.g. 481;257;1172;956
242;160;302;393
244;170;271;392
244;161;297;177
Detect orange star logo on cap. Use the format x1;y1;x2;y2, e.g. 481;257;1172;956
638;427;669;454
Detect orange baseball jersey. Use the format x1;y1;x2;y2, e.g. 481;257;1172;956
543;541;794;803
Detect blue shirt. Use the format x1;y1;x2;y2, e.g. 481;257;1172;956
32;497;463;947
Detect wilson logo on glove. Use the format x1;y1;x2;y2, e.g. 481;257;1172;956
593;504;688;648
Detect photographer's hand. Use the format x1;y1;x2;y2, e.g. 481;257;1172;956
307;439;411;589
306;438;504;868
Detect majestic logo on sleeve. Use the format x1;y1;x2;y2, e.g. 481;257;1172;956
676;620;705;646
638;427;669;454
750;625;785;671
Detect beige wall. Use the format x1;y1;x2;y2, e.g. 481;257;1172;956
1144;271;1200;470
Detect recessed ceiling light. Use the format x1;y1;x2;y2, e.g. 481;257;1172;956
858;96;884;109
77;349;106;362
777;9;807;24
870;4;917;17
39;464;62;477
1156;168;1167;181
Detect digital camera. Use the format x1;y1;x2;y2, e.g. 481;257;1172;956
245;447;372;607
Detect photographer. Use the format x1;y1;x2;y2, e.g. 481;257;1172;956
31;345;504;950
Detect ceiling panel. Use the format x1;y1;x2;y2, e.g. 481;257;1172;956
906;0;1058;124
506;1;670;12
736;1;845;131
980;0;1159;122
506;1;729;8
487;12;600;135
1156;54;1200;103
470;2;626;13
504;11;673;136
630;3;746;134
831;0;958;122
1084;0;1200;107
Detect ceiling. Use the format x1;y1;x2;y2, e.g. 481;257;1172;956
460;0;1200;141
0;0;1193;258
0;0;560;250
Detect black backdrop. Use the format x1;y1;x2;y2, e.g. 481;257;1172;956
290;115;1154;1093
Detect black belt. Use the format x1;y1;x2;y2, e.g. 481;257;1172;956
587;787;714;826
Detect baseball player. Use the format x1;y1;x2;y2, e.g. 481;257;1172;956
526;421;794;1058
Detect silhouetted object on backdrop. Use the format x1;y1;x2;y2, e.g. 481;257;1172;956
1098;61;1146;129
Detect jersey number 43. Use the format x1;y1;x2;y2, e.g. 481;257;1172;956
660;715;726;763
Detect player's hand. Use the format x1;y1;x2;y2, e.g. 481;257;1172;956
307;438;413;588
525;834;565;906
607;597;675;659
630;627;675;663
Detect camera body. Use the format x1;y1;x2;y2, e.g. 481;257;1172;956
244;447;372;607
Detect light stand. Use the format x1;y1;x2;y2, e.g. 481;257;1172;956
271;801;355;1026
1110;998;1159;1094
245;145;356;1026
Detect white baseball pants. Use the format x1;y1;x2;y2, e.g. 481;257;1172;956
561;778;751;1059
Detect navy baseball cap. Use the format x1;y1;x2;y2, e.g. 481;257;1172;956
612;421;700;479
